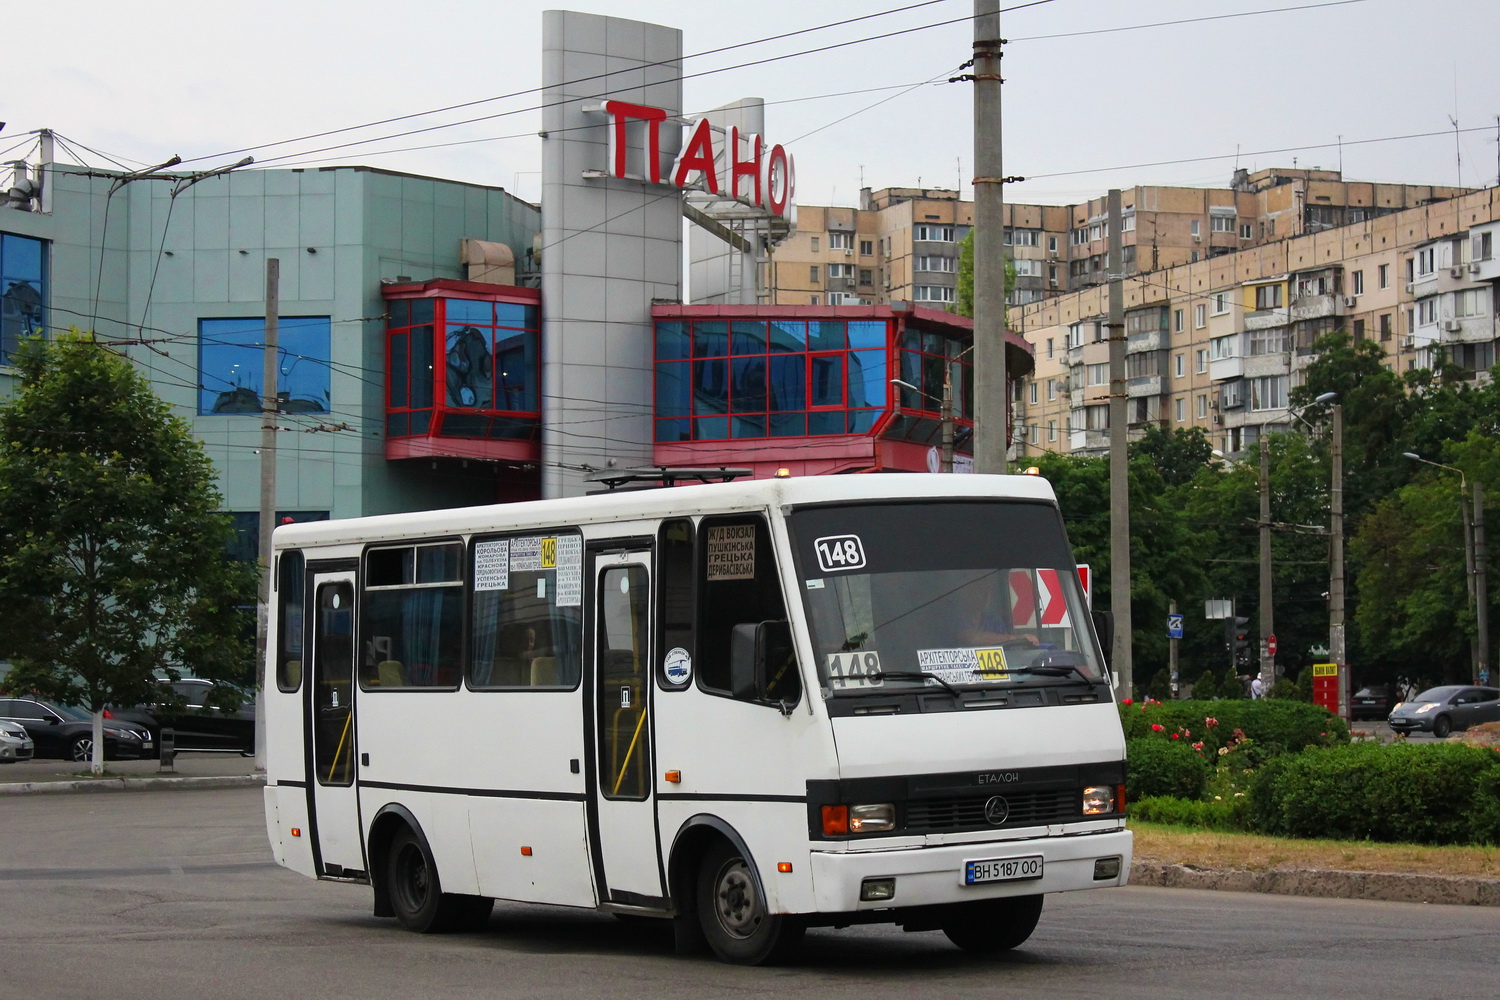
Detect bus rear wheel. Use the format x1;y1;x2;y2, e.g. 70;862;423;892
387;826;493;933
941;894;1044;955
696;841;804;965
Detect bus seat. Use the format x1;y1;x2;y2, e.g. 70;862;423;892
377;660;405;687
283;659;302;688
530;656;558;687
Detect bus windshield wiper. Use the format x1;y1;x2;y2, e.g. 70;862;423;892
1006;664;1095;682
870;671;961;696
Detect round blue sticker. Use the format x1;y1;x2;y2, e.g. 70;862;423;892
664;646;692;685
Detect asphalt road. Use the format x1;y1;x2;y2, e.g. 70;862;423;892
3;787;1498;1000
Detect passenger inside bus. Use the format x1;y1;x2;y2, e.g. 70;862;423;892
949;570;1038;648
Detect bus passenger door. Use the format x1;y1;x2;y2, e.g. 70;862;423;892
306;571;366;878
589;550;664;906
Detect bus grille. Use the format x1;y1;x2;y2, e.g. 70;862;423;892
905;789;1078;832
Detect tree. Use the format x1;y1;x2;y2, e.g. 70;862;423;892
0;331;258;773
954;229;1016;318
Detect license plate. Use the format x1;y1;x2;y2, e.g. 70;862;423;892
964;855;1043;885
142;742;154;750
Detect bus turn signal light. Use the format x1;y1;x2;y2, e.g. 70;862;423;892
664;770;681;783
777;862;793;873
821;805;849;836
290;827;302;838
521;846;533;856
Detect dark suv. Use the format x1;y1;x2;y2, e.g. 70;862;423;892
109;678;255;755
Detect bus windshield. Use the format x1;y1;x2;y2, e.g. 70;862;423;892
788;499;1105;695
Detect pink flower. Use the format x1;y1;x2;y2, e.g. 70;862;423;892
1171;733;1180;740
1192;742;1205;751
1151;723;1165;732
1122;698;1133;706
1205;717;1218;727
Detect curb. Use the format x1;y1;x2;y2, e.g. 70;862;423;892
1131;860;1500;907
0;774;266;795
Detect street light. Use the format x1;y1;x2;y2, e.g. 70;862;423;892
1404;451;1486;683
1318;392;1346;719
890;377;954;472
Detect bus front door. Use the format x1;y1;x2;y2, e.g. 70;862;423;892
306;572;366;878
589;550;664;906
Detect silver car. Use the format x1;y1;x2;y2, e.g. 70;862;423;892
0;718;35;762
1388;685;1500;738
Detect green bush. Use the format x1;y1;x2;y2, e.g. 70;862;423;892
1119;698;1347;763
1248;741;1500;845
1130;795;1244;830
1126;737;1209;801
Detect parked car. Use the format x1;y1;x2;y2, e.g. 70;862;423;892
0;718;35;763
108;678;255;755
0;697;152;761
1351;684;1399;721
1388;685;1500;738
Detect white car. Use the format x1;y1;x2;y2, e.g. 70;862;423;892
0;719;35;763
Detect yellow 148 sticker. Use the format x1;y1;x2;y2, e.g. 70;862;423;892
974;647;1010;680
540;536;557;568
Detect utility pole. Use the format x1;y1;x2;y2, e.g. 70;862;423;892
940;371;954;473
1169;599;1180;698
1259;436;1274;696
1330;402;1346;718
255;259;280;770
1106;188;1132;697
1476;480;1490;685
971;0;1007;473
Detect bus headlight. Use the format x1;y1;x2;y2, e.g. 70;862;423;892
1081;785;1117;815
849;803;895;833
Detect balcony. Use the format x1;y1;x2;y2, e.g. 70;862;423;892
1244;309;1288;331
1126;330;1164;353
1209;356;1243;382
1070;427;1109;453
1243;353;1289;378
1289;295;1339;322
1127;374;1163;397
1436;316;1493;344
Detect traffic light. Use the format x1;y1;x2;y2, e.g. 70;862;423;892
1233;616;1251;666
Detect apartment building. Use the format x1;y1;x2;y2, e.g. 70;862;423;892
1011;187;1500;459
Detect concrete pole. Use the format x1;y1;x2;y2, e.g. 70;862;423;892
1475;480;1489;685
972;0;1007;473
255;259;279;771
1461;489;1477;680
1259;437;1274;695
940;371;954;474
1330;403;1347;718
1106;189;1132;697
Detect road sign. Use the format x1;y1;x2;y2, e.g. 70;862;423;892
1267;634;1278;657
1167;614;1184;639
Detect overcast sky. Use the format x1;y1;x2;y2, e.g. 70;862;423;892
6;0;1499;209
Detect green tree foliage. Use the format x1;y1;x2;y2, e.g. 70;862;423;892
0;331;258;769
954;229;1016;318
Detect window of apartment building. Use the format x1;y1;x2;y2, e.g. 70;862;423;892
1086;362;1108;386
1048;264;1059;287
1047;379;1056;401
202;316;331;415
1125;353;1160;379
1473;231;1493;262
1351;270;1364;295
1048;235;1058;252
1173;308;1184;332
1296;275;1332;298
1378;263;1390;289
1028;382;1038;404
1067;322;1087;349
914;255;956;272
914;225;955;242
1212;292;1230;315
1090;223;1105;242
1047;420;1057;442
825;263;844;279
1194;304;1206;328
1352;319;1366;341
809;265;820;282
1190;250;1200;263
1195;393;1208;419
1013;259;1043;277
882;237;891;256
858;269;873;285
1210;334;1238;360
1196;349;1208;373
1416;297;1438;326
1071;227;1088;246
1250;375;1288;411
1455;288;1489;318
0;232;46;367
859;239;874;256
828;232;852;250
1248;327;1289;356
1121;214;1136;232
1239;223;1253;239
1415;247;1436;276
1190;220;1201;239
1407;307;1415;332
1254;285;1283;310
810;237;819;252
1046;338;1054;360
1266;218;1276;237
1379;313;1392;341
1211;215;1235;233
1174;353;1185;378
1175;398;1186;422
1085;405;1109;430
1007;228;1041;246
913;285;955;303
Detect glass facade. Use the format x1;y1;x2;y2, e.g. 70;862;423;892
385;292;540;442
198;317;331;415
1;233;46;366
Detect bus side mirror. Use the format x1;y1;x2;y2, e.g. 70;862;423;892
730;620;801;712
1091;609;1114;673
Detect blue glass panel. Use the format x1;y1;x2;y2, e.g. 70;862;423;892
488;416;539;440
446;298;493;324
769;320;806;353
809;354;845;407
847;320;886;351
411;326;433;408
808;411;844;435
898;326;921;351
388;299;410;327
922;353;947;402
495;302;535;328
922;331;945;354
808;320;847;352
386;412;409;437
768;354;806;410
494;330;536;411
411;410;431;434
846;350;887;409
411;299;434;324
445;325;493;408
655;320;689;362
694;416;729;440
692;359;728;415
731;320;767;355
389;333;408;408
731;356;767;414
847;409;878;433
655;361;690;417
656;418;691;442
199;316;331;415
732;415;766;438
770;412;806;436
692;320;729;357
441;413;488;436
2;233;43;281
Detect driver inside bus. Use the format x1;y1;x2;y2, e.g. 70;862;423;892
951;570;1038;648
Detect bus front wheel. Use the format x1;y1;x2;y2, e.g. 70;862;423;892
696;841;804;965
387;826;493;933
941;894;1044;954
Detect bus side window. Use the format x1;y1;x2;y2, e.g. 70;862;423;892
276;550;305;692
656;518;694;689
696;514;788;705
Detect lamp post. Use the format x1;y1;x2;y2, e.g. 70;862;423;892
1404;451;1482;682
1293;392;1342;712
